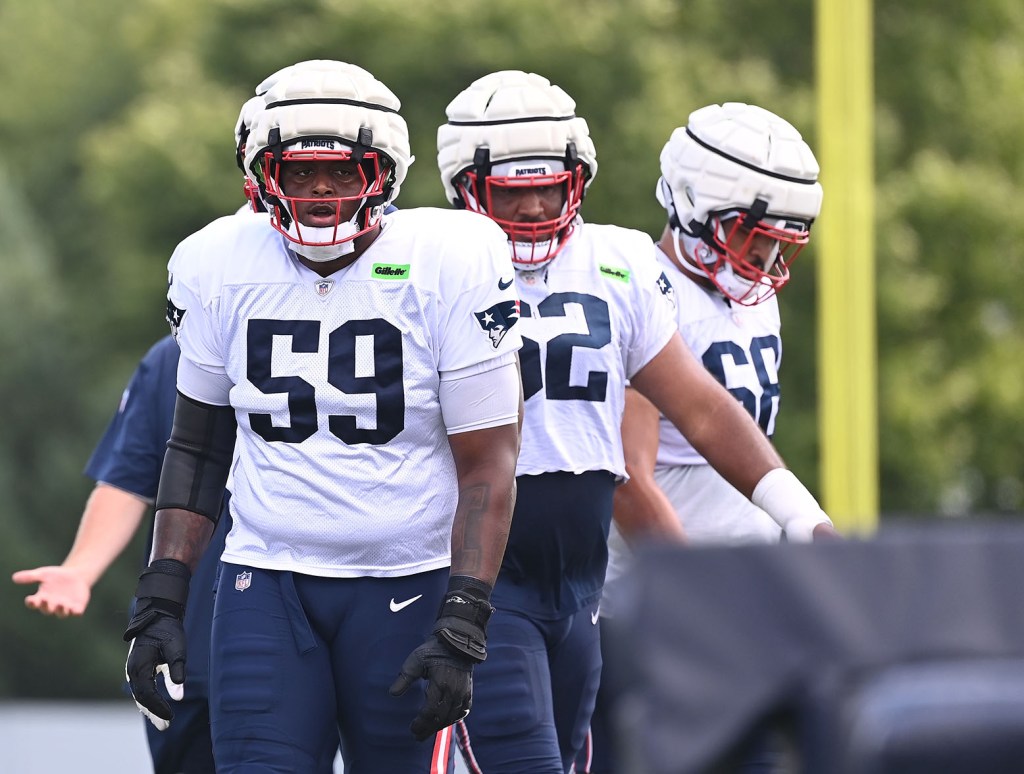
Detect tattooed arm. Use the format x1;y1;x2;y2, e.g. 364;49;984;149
388;417;519;741
446;421;520;585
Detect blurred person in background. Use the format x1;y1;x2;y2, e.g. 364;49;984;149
12;335;227;774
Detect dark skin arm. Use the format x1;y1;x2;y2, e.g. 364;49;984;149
446;382;522;585
613;387;686;544
630;333;839;540
630;332;783;497
150;509;215;571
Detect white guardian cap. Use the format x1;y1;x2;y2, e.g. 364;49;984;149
437;70;597;270
656;102;823;305
245;62;413;262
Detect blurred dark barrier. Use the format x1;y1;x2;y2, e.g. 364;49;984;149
603;523;1024;774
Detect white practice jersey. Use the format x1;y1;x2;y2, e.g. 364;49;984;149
165;208;522;578
514;222;677;478
654;246;782;468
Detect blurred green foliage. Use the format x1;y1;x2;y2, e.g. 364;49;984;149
1;0;1022;697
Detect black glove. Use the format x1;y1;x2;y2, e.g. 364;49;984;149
389;575;494;741
123;558;191;731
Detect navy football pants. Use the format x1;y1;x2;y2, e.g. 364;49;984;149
456;603;602;774
209;564;455;774
145;691;216;774
456;471;613;774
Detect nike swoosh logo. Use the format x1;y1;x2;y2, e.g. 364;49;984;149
591;607;600;625
389;594;423;613
498;277;514;291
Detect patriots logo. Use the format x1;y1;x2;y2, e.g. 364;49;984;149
166;297;187;341
657;271;676;304
474;299;520;349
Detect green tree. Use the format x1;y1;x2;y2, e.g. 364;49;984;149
5;0;1024;699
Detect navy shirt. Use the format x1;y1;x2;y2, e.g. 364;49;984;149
85;335;230;695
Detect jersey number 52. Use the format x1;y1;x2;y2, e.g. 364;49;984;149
518;292;611;403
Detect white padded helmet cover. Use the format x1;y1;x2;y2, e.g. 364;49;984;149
437;70;597;204
245;63;412;204
660;102;822;230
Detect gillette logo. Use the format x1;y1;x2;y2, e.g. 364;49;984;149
372;263;410;279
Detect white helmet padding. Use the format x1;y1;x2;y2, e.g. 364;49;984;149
244;63;413;262
658;102;823;305
437;70;597;269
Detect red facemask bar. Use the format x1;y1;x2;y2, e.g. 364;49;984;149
242;178;262;213
698;210;811;305
457;167;586;268
258;146;390;247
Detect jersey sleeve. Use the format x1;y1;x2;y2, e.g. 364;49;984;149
166;235;231;402
437;220;523;374
622;248;679;378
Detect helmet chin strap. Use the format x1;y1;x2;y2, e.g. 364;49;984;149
289;223;359;262
510;239;558;270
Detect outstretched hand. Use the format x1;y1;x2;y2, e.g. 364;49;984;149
12;566;91;617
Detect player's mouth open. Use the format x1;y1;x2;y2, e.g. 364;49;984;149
306;204;338;225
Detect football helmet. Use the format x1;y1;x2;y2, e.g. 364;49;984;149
237;61;358;213
657;102;823;305
234;95;265;210
437;70;597;270
244;62;412;262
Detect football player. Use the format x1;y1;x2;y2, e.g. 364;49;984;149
584;102;829;774
122;62;523;773
437;72;838;774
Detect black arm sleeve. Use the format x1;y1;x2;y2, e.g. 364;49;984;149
154;392;237;523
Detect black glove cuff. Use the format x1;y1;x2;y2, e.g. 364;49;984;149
432;575;494;663
438;575;494;629
135;558;191;607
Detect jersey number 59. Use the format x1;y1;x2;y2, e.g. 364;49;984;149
246;318;405;445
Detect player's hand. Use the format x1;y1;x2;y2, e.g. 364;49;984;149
12;566;91;617
122;559;191;731
812;522;844;541
390;633;475;741
389;576;494;741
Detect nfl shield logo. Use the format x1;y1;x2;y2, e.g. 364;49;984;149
314;279;334;297
235;571;252;592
